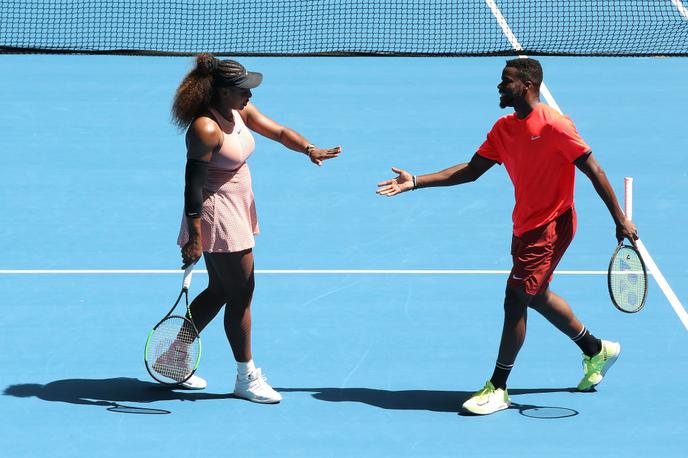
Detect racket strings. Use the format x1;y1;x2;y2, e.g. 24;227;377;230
609;247;647;312
148;316;200;383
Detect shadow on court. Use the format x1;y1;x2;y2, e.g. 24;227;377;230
277;387;579;416
4;380;581;418
3;377;234;411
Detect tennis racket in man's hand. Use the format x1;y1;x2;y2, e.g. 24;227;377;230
144;265;202;385
608;242;648;313
607;177;648;313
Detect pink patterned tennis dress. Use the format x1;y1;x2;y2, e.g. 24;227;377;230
178;108;259;252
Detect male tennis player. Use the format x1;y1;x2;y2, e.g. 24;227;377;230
377;58;638;415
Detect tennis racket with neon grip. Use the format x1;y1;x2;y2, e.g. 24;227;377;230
144;265;202;385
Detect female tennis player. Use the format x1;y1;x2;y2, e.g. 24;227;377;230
377;58;637;415
172;54;341;402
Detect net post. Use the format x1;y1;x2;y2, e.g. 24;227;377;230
624;177;633;221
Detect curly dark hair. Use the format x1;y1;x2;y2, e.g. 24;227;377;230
171;53;249;129
505;58;543;87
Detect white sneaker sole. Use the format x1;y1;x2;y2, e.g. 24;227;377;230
462;400;511;415
175;375;207;390
233;390;282;404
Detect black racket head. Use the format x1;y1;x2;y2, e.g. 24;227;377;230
144;315;201;385
607;243;648;313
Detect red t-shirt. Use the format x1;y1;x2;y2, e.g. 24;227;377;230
476;103;590;237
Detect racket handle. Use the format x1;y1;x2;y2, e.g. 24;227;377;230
624;177;633;221
182;264;194;291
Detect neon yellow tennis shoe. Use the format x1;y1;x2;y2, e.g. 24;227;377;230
462;380;511;415
577;340;621;392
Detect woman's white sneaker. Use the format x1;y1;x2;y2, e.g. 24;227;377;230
178;374;207;390
233;368;282;403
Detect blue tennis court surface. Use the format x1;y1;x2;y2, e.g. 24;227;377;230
1;56;687;457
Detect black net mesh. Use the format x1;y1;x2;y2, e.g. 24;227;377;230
2;1;687;56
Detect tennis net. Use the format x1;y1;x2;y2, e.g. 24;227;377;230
1;1;687;56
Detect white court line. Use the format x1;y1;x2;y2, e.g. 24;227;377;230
484;0;562;113
1;269;607;275
486;0;688;330
636;240;688;329
484;0;523;51
671;0;688;20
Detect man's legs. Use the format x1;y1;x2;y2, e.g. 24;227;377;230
490;285;532;389
463;209;617;414
529;287;601;357
462;284;530;415
529;286;620;391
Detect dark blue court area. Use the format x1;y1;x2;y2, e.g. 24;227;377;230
1;55;687;457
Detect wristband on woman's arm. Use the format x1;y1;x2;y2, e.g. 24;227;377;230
184;159;209;218
304;143;316;156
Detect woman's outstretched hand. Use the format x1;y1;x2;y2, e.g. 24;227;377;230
307;146;342;166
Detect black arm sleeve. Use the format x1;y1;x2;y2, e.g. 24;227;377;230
184;159;209;218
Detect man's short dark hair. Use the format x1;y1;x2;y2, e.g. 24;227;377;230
505;58;543;87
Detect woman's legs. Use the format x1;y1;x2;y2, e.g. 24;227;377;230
205;249;281;403
204;249;255;363
186;253;227;333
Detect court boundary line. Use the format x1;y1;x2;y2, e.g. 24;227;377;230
486;0;688;330
671;0;688;20
636;240;688;329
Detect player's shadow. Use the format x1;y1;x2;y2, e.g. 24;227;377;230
278;387;579;416
3;377;233;413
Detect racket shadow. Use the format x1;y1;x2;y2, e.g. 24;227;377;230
278;387;579;414
3;377;234;409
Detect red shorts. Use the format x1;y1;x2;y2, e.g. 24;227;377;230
507;207;576;296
